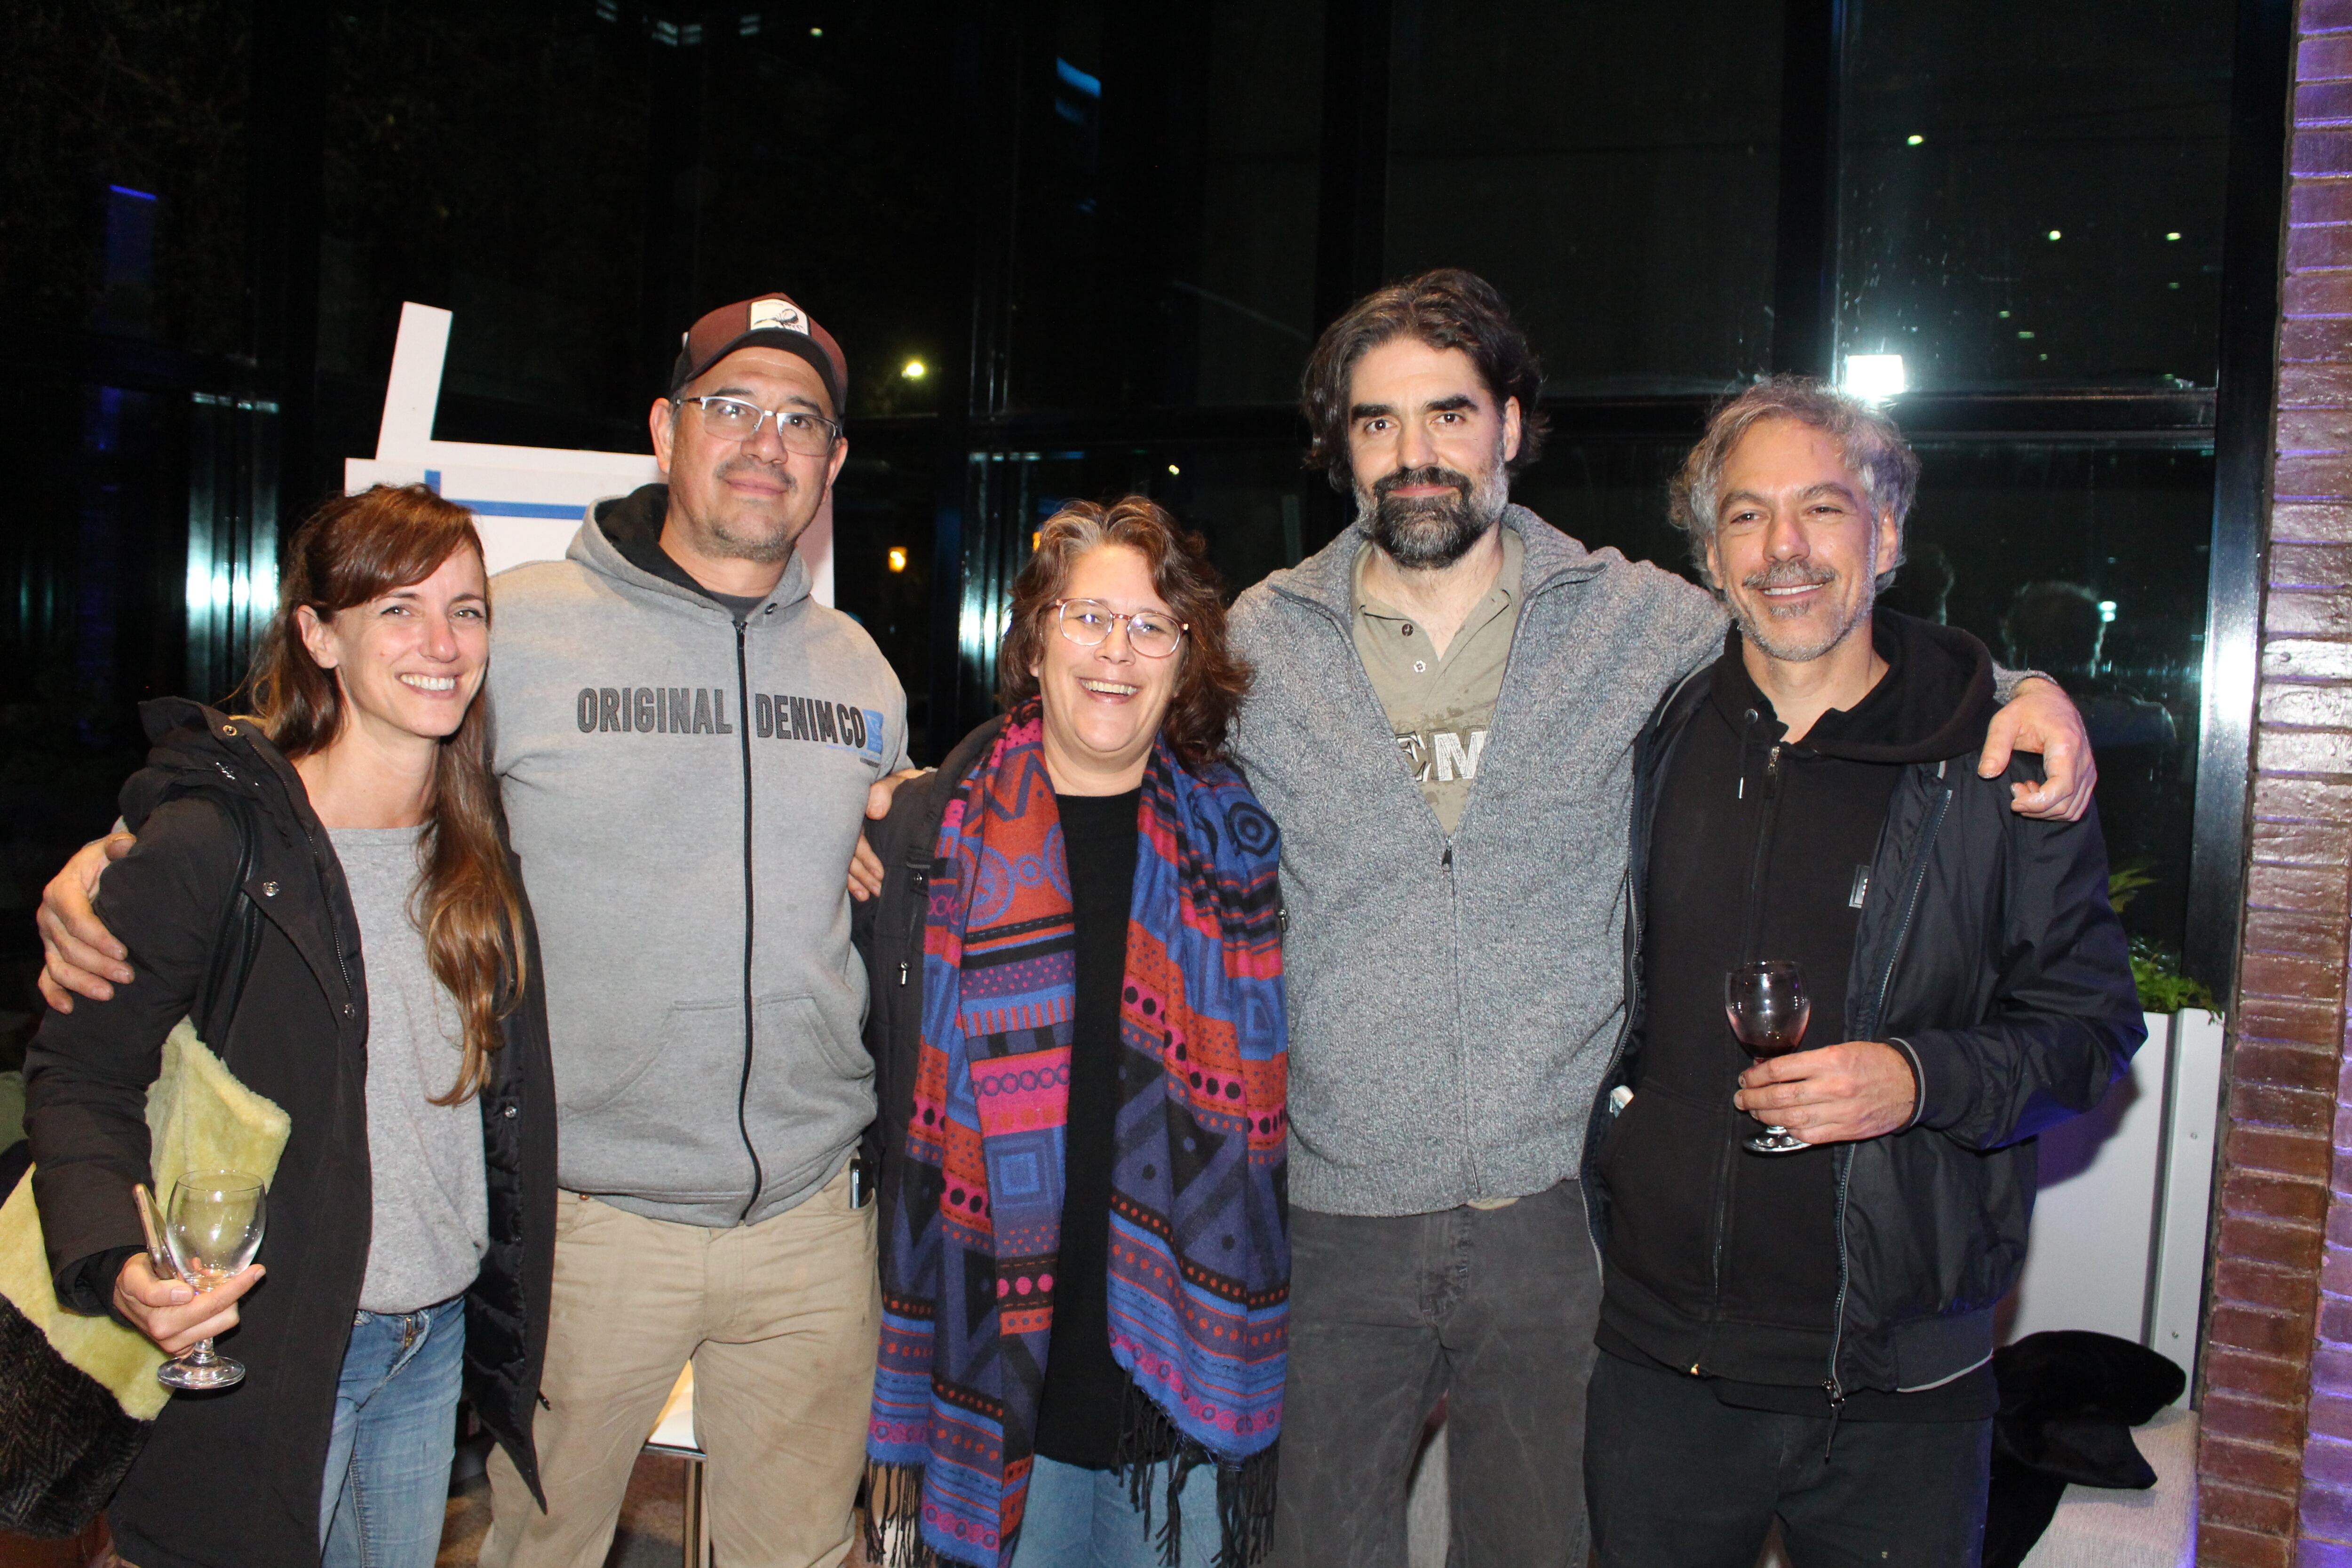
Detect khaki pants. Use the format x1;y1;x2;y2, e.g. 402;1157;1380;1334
482;1166;879;1568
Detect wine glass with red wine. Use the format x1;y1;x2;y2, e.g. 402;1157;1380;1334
1725;960;1811;1155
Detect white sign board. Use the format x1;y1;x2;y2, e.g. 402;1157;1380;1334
343;302;834;602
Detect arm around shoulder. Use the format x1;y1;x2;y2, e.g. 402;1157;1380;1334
24;795;247;1289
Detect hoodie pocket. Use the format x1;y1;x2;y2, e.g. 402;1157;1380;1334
554;997;757;1202
1597;1085;1727;1307
761;990;873;1079
562;998;739;1116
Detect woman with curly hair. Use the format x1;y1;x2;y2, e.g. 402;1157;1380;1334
859;496;1287;1568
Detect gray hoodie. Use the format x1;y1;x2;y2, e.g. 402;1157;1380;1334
485;486;910;1227
1228;507;1726;1217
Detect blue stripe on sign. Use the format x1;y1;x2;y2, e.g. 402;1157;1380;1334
449;499;582;519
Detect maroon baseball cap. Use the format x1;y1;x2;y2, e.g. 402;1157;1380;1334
669;292;848;418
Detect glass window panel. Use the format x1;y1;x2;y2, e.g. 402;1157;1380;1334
320;4;966;452
1901;443;2211;963
832;436;940;760
1004;0;1323;412
0;2;250;358
1384;0;1784;396
319;4;659;454
1837;0;2234;392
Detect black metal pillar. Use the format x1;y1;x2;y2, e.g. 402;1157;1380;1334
246;0;325;515
1768;0;1844;379
2188;0;2295;1001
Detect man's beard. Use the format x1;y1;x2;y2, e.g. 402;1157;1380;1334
1356;450;1510;570
1730;545;1879;664
699;457;813;564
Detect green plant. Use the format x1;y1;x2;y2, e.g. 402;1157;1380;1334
2129;936;2215;1015
2108;861;2157;913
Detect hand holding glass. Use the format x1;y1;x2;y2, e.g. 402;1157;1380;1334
1725;961;1812;1155
158;1170;267;1391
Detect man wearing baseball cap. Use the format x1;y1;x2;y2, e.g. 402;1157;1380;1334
34;291;912;1568
474;293;908;1566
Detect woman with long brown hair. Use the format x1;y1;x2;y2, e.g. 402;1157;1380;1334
24;483;557;1568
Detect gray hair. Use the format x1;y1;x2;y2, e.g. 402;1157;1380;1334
1669;374;1922;594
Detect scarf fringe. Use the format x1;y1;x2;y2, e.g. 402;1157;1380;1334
1112;1374;1280;1568
865;1462;953;1568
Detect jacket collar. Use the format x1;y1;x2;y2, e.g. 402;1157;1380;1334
1266;503;1615;622
125;697;366;1019
571;482;814;619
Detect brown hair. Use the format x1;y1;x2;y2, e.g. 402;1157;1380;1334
1301;267;1550;492
240;484;524;1104
996;496;1250;770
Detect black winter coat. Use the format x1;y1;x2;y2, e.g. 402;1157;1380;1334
24;700;557;1568
1584;659;2146;1400
850;715;1005;1246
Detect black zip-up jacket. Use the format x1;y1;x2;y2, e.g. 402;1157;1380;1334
1583;616;2145;1402
852;715;1006;1234
25;700;557;1568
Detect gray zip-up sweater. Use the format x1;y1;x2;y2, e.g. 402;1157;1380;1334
485;487;910;1227
1229;507;1727;1217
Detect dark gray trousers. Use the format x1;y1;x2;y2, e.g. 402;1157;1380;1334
1271;1179;1603;1568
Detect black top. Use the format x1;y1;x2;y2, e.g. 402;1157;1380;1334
1031;787;1143;1467
1600;618;1997;1422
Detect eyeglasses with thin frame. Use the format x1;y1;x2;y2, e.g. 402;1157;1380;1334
1053;598;1188;659
676;395;842;456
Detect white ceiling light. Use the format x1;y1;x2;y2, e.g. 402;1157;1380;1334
1842;353;1907;403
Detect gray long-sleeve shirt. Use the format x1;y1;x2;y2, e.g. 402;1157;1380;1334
1228;507;1727;1218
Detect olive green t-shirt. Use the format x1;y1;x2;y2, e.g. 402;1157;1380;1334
1350;526;1526;837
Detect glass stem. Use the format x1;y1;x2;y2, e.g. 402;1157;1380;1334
185;1334;218;1368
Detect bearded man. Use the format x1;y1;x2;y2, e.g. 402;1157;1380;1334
1578;376;2142;1566
1220;276;2100;1567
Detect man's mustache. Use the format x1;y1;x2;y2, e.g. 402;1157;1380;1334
1744;559;1836;592
1374;465;1473;504
715;454;796;492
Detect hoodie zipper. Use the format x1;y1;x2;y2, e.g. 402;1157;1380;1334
1707;731;1782;1338
1737;736;1784;963
733;620;766;1223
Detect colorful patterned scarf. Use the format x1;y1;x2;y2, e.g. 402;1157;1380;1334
868;701;1288;1568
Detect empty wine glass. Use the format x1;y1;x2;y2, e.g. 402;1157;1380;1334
159;1170;267;1391
1724;961;1812;1155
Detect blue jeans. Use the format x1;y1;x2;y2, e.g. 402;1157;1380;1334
1011;1454;1219;1568
318;1295;466;1568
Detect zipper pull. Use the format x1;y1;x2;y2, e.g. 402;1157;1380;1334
1764;743;1784;796
1441;845;1453;869
898;960;909;987
1822;1379;1846;1460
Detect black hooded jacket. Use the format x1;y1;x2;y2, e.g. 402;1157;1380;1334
24;700;557;1568
1583;613;2145;1408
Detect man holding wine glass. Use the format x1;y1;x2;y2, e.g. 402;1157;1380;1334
1582;376;2145;1567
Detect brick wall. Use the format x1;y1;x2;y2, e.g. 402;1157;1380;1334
2199;5;2352;1563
